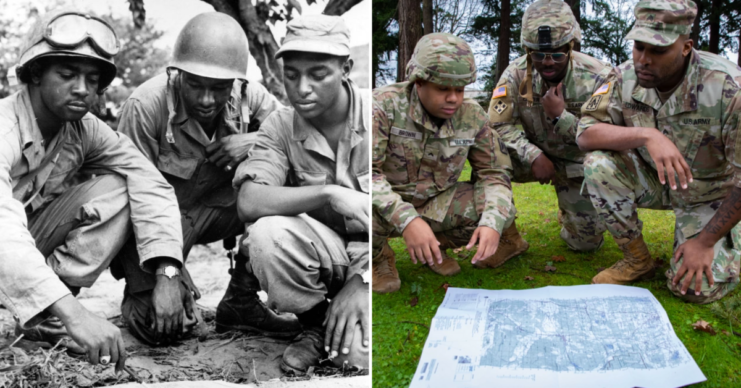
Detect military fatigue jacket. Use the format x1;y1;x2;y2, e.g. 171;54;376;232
234;79;369;280
0;86;183;328
578;49;741;237
490;51;611;176
372;81;513;234
118;72;281;209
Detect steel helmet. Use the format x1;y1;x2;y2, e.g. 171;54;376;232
16;9;120;92
170;12;249;80
406;33;477;87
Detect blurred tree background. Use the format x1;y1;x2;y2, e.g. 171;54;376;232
374;0;741;91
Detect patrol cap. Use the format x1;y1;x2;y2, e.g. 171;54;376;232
624;0;697;46
275;15;350;59
406;33;476;87
521;0;581;50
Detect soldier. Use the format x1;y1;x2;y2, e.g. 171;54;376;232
233;15;369;373
0;10;185;370
487;0;611;267
115;12;300;345
372;33;513;293
578;0;741;302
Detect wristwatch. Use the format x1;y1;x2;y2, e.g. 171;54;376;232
155;265;180;279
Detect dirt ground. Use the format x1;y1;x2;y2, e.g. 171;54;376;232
0;243;367;387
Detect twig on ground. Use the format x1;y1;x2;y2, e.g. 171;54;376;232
529;266;588;280
124;365;144;383
400;321;430;330
252;358;261;386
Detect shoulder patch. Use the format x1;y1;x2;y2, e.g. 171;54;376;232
491;85;507;99
593;82;611;96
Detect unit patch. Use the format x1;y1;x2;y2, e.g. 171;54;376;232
391;126;423;140
584;95;602;111
493;99;508;114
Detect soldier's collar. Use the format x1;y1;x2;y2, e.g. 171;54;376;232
409;84;456;137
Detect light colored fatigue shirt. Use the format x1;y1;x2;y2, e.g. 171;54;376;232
372;81;513;234
233;79;369;281
489;51;612;177
0;86;183;328
118;72;282;209
577;49;741;238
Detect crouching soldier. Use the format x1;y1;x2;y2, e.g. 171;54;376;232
0;10;184;370
233;15;369;373
577;0;741;302
488;0;611;265
372;33;514;293
114;12;300;345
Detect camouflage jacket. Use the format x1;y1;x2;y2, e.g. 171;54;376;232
489;51;611;176
578;49;741;235
372;81;513;233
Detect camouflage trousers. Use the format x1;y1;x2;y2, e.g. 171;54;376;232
372;182;487;258
583;150;741;304
509;154;606;251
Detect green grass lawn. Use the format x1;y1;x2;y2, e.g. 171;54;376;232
372;169;741;387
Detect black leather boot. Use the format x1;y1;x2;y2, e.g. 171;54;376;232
215;254;301;337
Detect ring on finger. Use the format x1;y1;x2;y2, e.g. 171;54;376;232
100;355;111;365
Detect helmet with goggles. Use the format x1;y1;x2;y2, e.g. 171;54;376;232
16;10;120;93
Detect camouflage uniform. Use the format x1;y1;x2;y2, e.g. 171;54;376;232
489;0;612;251
372;33;513;261
578;0;741;303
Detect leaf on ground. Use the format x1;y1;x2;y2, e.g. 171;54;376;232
409;296;418;307
552;255;566;262
544;219;551;223
437;282;450;292
545;265;557;272
453;247;466;253
524;276;534;281
722;330;731;336
538;211;544;216
477;279;483;286
692;320;716;335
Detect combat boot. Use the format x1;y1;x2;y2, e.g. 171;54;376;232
215;255;302;337
372;242;401;294
592;235;655;284
15;316;85;355
281;325;326;374
428;232;464;276
472;220;529;269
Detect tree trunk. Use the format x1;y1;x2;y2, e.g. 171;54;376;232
397;0;422;82
738;34;741;67
202;0;286;102
496;0;511;84
323;0;363;16
691;0;703;45
708;0;720;54
565;0;580;51
423;0;433;35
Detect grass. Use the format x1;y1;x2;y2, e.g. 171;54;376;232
372;165;741;387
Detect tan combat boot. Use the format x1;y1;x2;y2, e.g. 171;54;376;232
473;220;529;269
372;242;401;294
429;233;462;276
592;235;655;284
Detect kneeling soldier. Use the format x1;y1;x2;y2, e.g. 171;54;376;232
372;33;513;293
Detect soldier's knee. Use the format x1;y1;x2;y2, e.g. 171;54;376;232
665;273;737;304
561;228;604;251
329;323;369;370
583;151;619;182
247;216;298;271
121;291;158;345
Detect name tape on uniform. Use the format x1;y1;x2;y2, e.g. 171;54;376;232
391;126;423;140
450;138;475;146
593;82;611;96
491;85;507;99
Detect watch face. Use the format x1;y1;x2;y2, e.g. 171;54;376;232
165;266;178;277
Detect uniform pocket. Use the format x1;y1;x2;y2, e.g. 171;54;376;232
156;150;199;180
295;170;327;186
356;171;369;193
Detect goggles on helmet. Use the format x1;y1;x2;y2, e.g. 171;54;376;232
44;13;120;57
530;51;568;63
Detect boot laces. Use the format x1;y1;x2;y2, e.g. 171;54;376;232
374;258;394;277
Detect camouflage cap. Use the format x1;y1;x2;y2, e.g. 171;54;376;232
406;33;476;87
521;0;581;50
624;0;697;46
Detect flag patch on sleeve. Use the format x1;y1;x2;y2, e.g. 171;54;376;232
491;85;507;99
592;82;611;96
